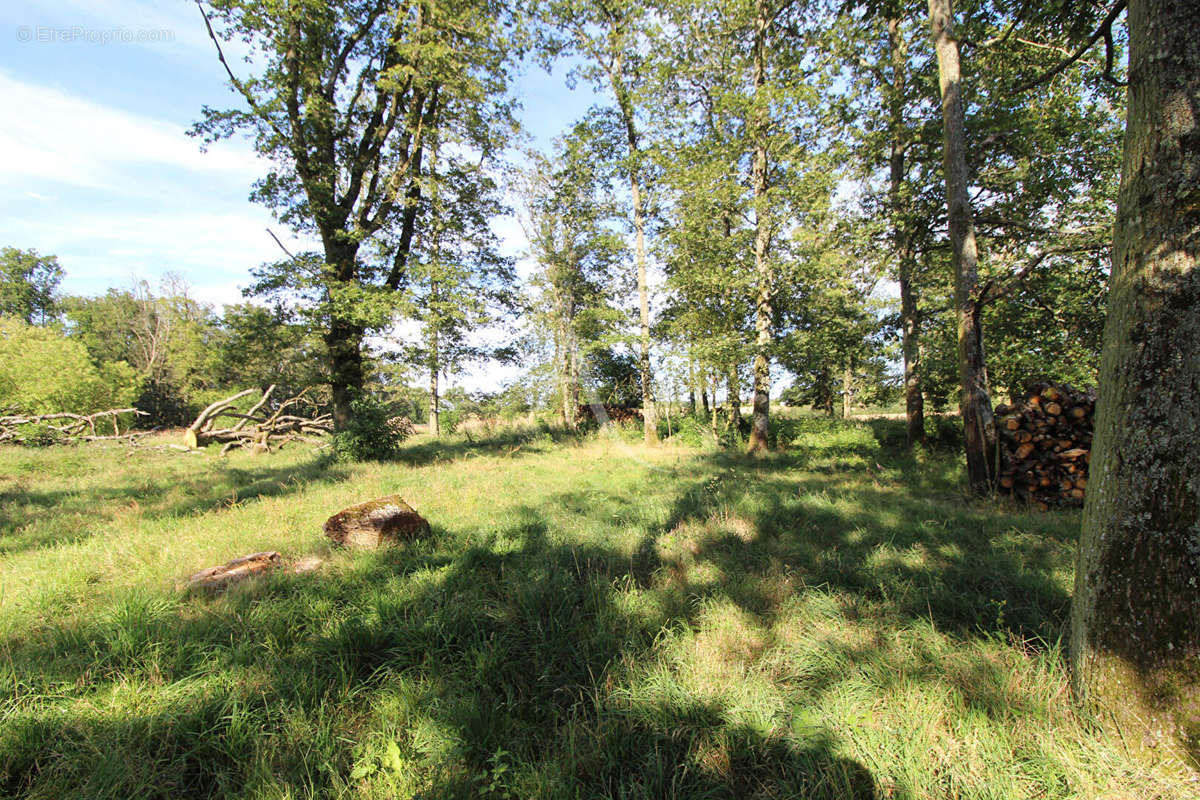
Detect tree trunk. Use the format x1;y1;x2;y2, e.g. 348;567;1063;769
558;313;573;428
608;63;660;447
728;368;742;429
746;0;773;455
928;0;996;492
688;358;697;414
429;363;439;438
424;319;439;438
631;174;659;445
568;333;580;425
325;243;364;433
842;358;853;420
1070;0;1200;759
888;16;926;450
709;371;720;440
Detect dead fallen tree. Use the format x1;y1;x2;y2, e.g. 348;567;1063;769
184;385;331;453
0;408;147;445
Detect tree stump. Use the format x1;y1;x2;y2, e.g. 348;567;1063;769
323;495;430;550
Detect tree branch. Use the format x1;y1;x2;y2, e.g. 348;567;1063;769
1008;0;1127;95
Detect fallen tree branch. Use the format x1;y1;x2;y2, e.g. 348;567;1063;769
0;408;147;445
184;386;331;453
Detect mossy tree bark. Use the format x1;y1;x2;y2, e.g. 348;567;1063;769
1069;0;1200;760
928;0;997;491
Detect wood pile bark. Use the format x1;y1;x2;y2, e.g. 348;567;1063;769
996;381;1095;509
184;385;331;453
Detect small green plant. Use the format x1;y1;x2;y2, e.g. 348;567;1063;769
330;393;404;462
665;414;712;448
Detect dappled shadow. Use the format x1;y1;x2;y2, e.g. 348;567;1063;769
0;505;879;798
643;448;1073;645
0;422;1102;797
392;425;590;467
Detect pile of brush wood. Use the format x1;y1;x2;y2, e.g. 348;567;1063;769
996;381;1095;509
184;385;330;454
0;408;146;445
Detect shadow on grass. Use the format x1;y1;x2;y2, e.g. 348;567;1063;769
0;507;880;799
391;424;592;468
0;454;348;556
0;420;1085;798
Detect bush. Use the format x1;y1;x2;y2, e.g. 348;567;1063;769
0;317;138;414
663;414;712;448
926;414;964;449
330;393;404;463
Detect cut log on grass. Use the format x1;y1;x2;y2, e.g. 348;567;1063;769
186;551;280;592
184;386;332;453
995;381;1095;508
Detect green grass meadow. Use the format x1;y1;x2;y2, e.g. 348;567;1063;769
0;421;1194;798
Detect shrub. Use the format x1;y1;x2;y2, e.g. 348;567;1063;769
0;317;138;414
664;414;711;448
330;393;404;462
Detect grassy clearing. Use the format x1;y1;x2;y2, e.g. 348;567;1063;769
0;423;1194;798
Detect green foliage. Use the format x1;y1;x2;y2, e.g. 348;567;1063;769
0;318;138;414
0;247;63;325
64;280;223;426
663;414;713;448
330;393;404;463
213;302;325;397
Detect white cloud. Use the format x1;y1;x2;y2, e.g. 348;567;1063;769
0;70;261;192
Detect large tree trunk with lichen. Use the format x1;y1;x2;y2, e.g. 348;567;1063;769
1069;0;1200;760
928;0;996;491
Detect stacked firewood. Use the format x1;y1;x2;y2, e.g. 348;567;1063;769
996;381;1095;509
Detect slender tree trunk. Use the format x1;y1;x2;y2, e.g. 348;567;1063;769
630;175;658;444
701;386;709;415
428;329;440;437
888;16;926;450
928;0;996;492
688;358;697;414
709;371;720;440
842;358;853;420
568;333;580;425
728;367;742;429
747;0;773;454
325;241;364;432
1070;0;1200;757
607;60;659;446
558;313;573;428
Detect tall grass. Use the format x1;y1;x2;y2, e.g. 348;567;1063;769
0;426;1193;798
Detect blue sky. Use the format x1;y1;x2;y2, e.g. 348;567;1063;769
0;0;602;315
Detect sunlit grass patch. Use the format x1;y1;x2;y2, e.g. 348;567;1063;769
0;425;1194;798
